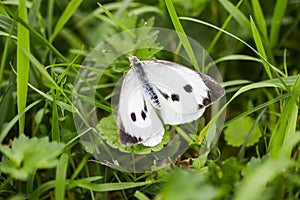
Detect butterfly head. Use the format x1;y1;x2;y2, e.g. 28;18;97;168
129;56;142;68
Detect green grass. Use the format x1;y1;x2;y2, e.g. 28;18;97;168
17;0;30;134
0;0;299;199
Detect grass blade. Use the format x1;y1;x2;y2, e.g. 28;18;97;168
250;17;272;80
74;181;152;192
179;17;286;77
269;76;300;157
51;88;60;142
55;153;69;200
17;0;30;134
270;0;288;48
207;0;243;53
251;0;268;39
97;2;134;37
0;33;10;89
218;0;251;35
164;0;199;70
50;0;83;42
0;100;42;143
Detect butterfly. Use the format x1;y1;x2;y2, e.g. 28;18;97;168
117;56;225;147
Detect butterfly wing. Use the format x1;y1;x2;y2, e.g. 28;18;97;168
118;70;164;146
142;60;225;125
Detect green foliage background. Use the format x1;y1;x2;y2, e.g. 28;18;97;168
0;0;299;199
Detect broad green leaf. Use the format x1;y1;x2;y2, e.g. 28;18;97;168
224;116;262;147
0;135;65;181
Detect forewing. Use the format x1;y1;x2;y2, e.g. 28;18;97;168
142;60;224;125
118;70;164;146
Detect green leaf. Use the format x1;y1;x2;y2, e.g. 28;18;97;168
0;135;65;181
224;116;262;147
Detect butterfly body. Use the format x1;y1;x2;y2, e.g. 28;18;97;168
117;56;225;147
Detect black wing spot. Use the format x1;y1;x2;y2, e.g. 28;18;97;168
130;112;136;122
171;94;180;102
141;110;147;120
183;84;193;93
143;99;148;112
158;89;169;100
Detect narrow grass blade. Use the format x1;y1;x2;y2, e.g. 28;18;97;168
28;83;73;112
51;89;60;142
218;0;251;35
270;0;288;48
179;17;286;77
134;190;150;200
74;181;152;192
0;13;17;34
97;2;134;37
0;21;15;89
269;76;300;157
250;17;272;80
164;0;199;70
29;180;55;200
0;76;14;131
199;80;284;143
55;153;69;200
50;0;83;42
17;0;30;134
251;0;268;39
207;0;243;54
0;4;67;62
0;3;9;16
69;154;90;181
0;100;42;144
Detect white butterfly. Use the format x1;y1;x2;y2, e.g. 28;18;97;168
118;56;225;147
